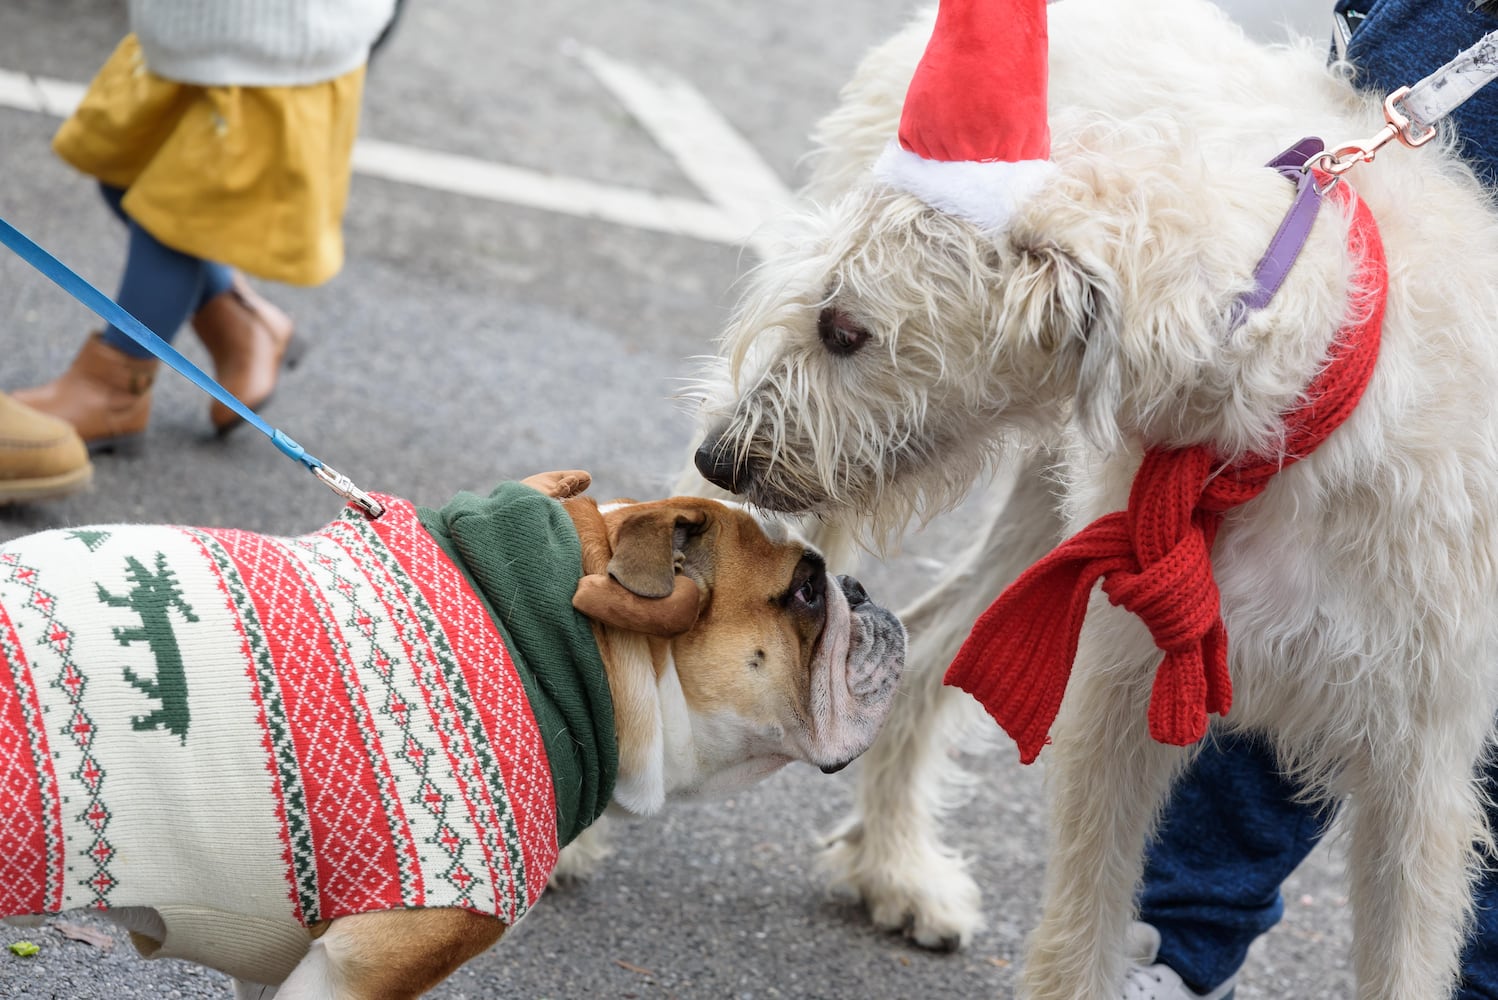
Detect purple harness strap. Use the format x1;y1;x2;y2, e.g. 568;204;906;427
1235;137;1328;318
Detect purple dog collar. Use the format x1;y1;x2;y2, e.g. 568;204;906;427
1234;136;1328;320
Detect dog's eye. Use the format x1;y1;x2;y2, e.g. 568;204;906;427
817;307;869;356
782;552;826;608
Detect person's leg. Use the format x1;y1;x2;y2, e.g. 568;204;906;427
1454;754;1498;999
99;211;213;357
103;180;232;317
1138;733;1334;994
10;184;209;446
195;259;234;313
98;182;127;225
100;183;284;433
102;179;231;336
98;184;249;351
1458;898;1498;999
9;183;207;445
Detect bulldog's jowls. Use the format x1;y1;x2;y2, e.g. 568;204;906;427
0;470;904;999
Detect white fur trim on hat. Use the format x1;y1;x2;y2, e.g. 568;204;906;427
872;140;1057;232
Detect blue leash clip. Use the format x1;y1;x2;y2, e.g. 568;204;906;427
0;217;383;518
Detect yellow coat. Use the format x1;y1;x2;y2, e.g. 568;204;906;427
53;35;365;287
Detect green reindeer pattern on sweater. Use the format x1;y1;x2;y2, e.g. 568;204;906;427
96;552;199;744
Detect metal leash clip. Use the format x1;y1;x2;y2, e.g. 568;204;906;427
313;463;385;519
1303;86;1438;190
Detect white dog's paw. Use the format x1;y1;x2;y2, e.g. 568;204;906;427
549;816;614;887
818;816;983;952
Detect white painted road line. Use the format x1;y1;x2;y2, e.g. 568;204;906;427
575;45;794;247
0;68;83;118
0;60;791;252
352;138;749;245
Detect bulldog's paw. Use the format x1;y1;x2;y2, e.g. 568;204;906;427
519;469;592;500
549;817;613;887
818;815;982;952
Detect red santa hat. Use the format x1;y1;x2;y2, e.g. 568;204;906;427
873;0;1056;231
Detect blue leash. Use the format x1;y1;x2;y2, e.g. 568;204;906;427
0;217;383;517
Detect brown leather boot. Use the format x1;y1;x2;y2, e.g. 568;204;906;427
12;334;159;454
0;391;93;503
192;273;301;435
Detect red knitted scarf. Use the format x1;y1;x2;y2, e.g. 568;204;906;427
944;182;1387;765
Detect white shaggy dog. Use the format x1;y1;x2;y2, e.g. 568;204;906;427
690;0;1498;997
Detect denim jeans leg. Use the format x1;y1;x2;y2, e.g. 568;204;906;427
100;217;211;358
1455;755;1498;999
1138;733;1334;994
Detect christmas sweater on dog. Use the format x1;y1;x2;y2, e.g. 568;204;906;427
0;482;616;985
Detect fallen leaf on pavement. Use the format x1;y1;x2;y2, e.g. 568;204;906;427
56;922;115;951
614;959;655;977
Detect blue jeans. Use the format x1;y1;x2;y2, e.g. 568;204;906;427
1139;734;1330;993
1139;3;1498;993
1140;735;1498;998
96;184;234;359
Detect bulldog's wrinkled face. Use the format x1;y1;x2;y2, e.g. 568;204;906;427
666;505;904;781
566;495;905;813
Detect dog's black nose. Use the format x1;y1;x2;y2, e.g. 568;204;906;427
694;434;747;494
838;574;869;607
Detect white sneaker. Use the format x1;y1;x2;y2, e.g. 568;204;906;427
1122;961;1236;1000
1122;922;1237;1000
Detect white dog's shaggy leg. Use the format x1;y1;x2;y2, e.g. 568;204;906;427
1342;742;1488;1000
817;650;989;951
820;452;1061;950
550;814;615;886
1021;627;1187;1000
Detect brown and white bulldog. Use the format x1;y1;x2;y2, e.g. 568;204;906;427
0;470;904;1000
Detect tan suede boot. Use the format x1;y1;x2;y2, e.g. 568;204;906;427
0;391;93;503
12;334;159;454
192;273;301;435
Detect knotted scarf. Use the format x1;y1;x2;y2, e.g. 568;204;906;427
945;181;1386;764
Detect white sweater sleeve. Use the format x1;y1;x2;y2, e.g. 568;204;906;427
129;0;398;87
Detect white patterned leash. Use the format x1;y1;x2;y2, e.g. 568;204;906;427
1313;17;1498;179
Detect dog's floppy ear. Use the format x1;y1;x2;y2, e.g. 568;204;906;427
1004;236;1122;447
573;573;701;638
571;504;711;637
605;505;709;598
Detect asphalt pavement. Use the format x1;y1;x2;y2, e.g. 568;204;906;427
0;1;1355;997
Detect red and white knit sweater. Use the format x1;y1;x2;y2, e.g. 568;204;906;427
0;496;566;984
